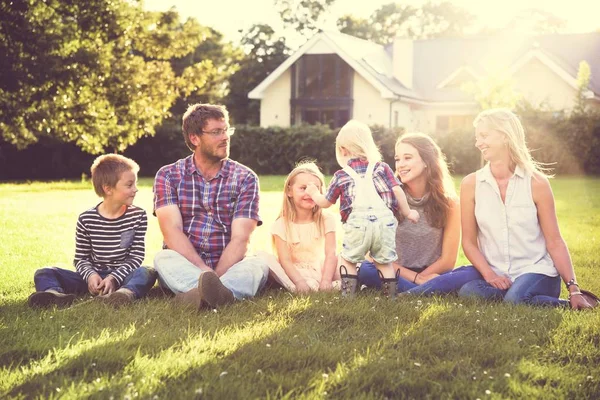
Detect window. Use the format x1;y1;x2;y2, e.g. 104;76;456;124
436;115;474;133
291;54;353;128
436;116;449;132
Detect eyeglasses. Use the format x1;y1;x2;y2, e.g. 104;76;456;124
200;127;235;137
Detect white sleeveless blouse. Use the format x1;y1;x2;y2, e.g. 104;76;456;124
474;164;557;281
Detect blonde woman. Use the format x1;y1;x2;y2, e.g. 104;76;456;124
306;120;419;298
261;162;338;293
458;108;598;309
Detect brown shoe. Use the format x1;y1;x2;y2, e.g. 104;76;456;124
198;271;235;308
28;291;75;308
96;290;134;308
173;287;204;310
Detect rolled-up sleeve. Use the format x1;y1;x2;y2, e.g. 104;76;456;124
153;167;178;213
234;172;261;225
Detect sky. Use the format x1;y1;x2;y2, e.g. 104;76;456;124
143;0;599;45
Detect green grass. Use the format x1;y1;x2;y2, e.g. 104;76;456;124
1;177;600;399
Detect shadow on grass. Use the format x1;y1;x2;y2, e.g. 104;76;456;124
3;292;581;399
129;293;430;398
138;296;568;399
2;290;281;398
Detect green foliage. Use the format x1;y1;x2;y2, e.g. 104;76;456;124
225;24;290;125
0;1;231;154
461;74;522;110
230;124;338;174
337;1;474;44
1;179;600;398
275;0;337;38
574;61;592;115
229;124;402;175
434;129;481;175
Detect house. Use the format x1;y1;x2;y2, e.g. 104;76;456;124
248;31;600;133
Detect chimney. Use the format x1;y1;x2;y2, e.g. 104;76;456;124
393;38;413;89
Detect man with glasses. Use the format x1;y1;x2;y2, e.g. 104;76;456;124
152;103;269;309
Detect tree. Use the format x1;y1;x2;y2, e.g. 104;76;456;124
225;24;290;125
574;60;592;115
337;1;474;45
461;74;521;110
0;1;225;153
275;0;337;38
506;8;567;34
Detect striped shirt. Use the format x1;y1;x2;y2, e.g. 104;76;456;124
325;158;400;222
74;205;147;284
153;156;261;269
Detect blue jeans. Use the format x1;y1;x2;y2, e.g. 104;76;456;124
458;273;568;307
153;250;269;300
358;263;482;295
33;266;157;299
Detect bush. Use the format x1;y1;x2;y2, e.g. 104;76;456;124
434;129;481;175
230;124;405;175
3;111;600;180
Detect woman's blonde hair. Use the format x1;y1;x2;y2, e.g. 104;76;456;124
277;161;326;249
396;133;456;229
335;120;381;167
473;108;551;176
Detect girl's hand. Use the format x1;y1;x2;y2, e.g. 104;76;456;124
416;273;439;285
406;209;420;223
319;280;333;291
484;273;512;290
294;280;312;294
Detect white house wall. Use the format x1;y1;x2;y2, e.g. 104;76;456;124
512;58;578;110
352;72;390;126
260;69;291;127
391;102;415;131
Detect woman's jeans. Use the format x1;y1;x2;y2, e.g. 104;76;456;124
358;262;482;295
459;273;568;307
33;266;157;299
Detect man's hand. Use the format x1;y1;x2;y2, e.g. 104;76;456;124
87;274;102;295
98;275;119;296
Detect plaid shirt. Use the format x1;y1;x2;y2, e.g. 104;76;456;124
153;155;261;269
325;158;400;222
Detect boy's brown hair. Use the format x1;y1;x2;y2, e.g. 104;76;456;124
90;154;139;197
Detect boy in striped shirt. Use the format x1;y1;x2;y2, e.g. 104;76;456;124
28;154;156;308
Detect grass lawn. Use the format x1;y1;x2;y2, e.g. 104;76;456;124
1;176;600;399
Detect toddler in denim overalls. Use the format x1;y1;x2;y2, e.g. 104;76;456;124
306;120;419;297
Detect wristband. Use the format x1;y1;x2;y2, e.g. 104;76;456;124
568;291;582;300
565;278;579;290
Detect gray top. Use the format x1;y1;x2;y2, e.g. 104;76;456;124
396;193;444;271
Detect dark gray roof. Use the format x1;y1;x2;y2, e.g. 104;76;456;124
329;31;600;102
